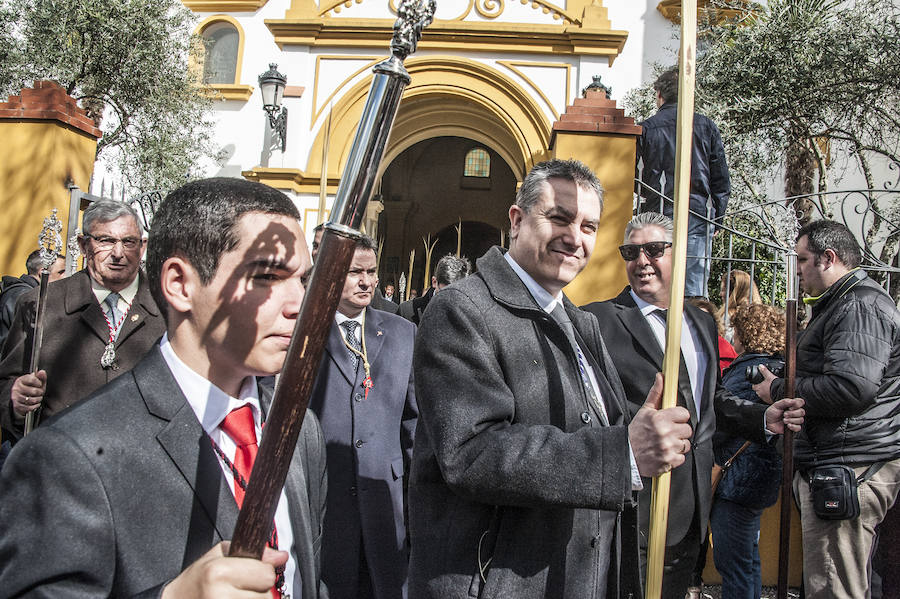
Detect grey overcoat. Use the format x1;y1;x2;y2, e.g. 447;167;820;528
409;247;641;599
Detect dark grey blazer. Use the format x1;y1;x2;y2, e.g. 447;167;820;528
0;269;166;439
583;288;767;548
309;306;417;599
0;346;328;598
409;247;640;599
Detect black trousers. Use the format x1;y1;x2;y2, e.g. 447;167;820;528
638;513;702;599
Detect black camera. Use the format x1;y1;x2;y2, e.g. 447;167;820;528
745;361;785;384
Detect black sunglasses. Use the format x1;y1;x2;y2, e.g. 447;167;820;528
618;241;672;261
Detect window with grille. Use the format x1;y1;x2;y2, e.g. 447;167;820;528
202;22;239;85
464;147;490;178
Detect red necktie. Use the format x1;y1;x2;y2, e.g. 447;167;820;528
219;405;281;598
219;405;258;508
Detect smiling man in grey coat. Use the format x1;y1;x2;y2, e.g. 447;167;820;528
408;159;695;599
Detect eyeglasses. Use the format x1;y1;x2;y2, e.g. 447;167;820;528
85;235;142;251
618;241;672;261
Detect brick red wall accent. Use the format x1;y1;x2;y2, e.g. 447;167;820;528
0;80;102;139
552;89;642;136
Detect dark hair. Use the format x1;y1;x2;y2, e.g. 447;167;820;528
312;223;325;233
434;254;471;287
83;200;143;236
25;250;43;275
146;177;301;312
653;67;678;104
515;159;603;214
798;220;861;269
354;234;378;254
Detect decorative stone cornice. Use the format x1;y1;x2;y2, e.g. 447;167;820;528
264;18;628;61
0;80;102;139
551;88;641;142
182;0;268;12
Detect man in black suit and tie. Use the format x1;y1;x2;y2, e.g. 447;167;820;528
309;234;417;599
0;178;327;597
582;212;804;598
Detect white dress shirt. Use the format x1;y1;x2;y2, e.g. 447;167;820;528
159;334;296;597
505;252;643;490
629;289;709;419
335;310;365;344
91;273;139;317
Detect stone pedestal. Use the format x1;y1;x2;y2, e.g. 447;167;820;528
0;81;100;277
550;88;641;306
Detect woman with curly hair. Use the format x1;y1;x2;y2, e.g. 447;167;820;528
718;270;762;342
710;303;784;599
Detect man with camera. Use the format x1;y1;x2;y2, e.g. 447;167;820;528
754;220;900;598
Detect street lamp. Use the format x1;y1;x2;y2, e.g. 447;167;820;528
259;63;288;152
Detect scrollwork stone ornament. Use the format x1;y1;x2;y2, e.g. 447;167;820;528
391;0;437;61
38;209;63;271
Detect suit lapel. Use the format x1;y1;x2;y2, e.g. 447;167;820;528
137;348;239;541
65;271;111;343
362;307;385;376
324;320;357;385
615;290;699;427
570;303;621;425
617;304;664;370
116;274;161;345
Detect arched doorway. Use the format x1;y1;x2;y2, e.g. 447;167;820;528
376;136;515;295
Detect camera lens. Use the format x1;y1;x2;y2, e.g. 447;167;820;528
745;364;764;384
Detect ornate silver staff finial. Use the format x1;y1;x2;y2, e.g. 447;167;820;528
38;209;63;271
67;230;82;262
391;0;436;61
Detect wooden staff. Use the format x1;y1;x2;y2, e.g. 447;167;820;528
777;250;798;599
645;0;698;596
24;209;63;435
228;0;436;559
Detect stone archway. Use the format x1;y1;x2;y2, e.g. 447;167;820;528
305;56;553;188
377;136;514;294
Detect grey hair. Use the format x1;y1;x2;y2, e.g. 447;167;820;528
434;254;471;287
624;212;674;243
82;200;143;237
515;159;604;214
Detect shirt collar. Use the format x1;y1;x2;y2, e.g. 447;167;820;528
91;272;140;306
503;252;563;314
159;333;261;435
629;288;664;317
335;309;365;327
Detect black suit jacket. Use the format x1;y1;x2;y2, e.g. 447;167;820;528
0;346;328;598
583;288;767;547
309;307;417;599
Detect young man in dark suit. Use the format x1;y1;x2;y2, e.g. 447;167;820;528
309;234;417;599
0;178;327;598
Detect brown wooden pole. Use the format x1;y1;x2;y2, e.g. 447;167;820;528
229;230;356;557
777;251;798;598
228;0;436;558
645;1;697;596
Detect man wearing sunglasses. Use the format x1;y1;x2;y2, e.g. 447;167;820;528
0;200;165;439
583;212;804;598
